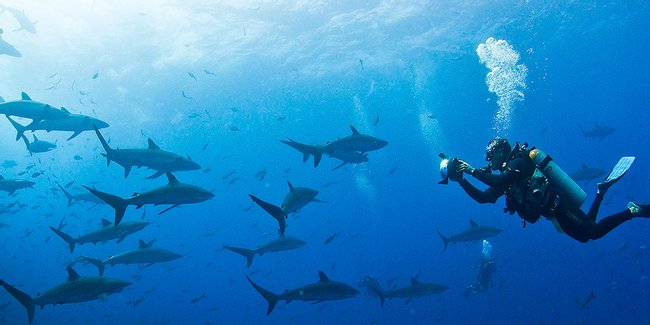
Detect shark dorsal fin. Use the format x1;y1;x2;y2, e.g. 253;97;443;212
318;271;330;282
581;163;588;169
287;181;295;192
147;138;161;150
21;92;31;100
469;220;478;228
32;134;38;141
101;218;112;227
61;107;70;114
186;154;193;161
139;239;147;248
166;172;180;185
410;277;420;285
66;266;80;281
350;125;360;135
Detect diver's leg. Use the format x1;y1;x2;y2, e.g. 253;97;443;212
552;208;590;243
589;209;633;240
587;190;605;222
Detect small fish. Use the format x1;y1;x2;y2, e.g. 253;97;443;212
222;170;235;180
201;143;208;151
182;90;192;99
73;155;83;161
64;180;75;188
92;70;99;79
204;109;211;118
17;171;28;176
187;112;201;118
31;171;44;178
373;113;379;126
204;69;216;76
191;293;206;304
203;167;212;173
47;73;58;79
187;72;197;82
229;125;240;132
388;167;398;175
359;58;365;70
324;233;339;245
79;90;89;96
228;177;239;185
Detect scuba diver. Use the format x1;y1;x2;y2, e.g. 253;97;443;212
446;137;649;243
465;240;496;296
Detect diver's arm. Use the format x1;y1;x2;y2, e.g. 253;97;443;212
471;157;524;188
458;179;503;204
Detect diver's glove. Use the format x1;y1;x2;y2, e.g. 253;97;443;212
456;159;476;176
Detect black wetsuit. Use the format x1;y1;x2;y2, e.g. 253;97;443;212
459;155;634;243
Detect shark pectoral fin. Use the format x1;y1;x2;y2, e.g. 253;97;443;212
146;171;165;179
311;198;327;203
123;165;132;178
158;204;180;215
66;131;82;141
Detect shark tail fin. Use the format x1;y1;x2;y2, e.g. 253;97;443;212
313;152;322;167
49;226;76;253
57;183;75;207
223;246;255;267
280;138;323;167
246;275;279;315
249;194;287;235
0;279;35;324
20;135;33;156
436;227;450;250
82;186;128;225
6;116;26;141
93;124;113;166
82;256;105;277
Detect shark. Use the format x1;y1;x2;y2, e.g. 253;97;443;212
0;266;130;324
0;34;21;57
0;92;69;120
84;172;214;225
281;181;325;215
93;125;201;178
0;175;35;195
49;218;150;252
280;126;387;167
569;164;606;182
247;271;359;315
358;275;448;307
328;150;369;170
57;183;106;208
82;239;182;276
437;220;503;250
0;4;38;33
21;134;56;155
578;123;616;140
223;235;306;267
6;110;109;141
249;194;287;235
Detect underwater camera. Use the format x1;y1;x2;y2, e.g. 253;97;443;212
438;153;462;184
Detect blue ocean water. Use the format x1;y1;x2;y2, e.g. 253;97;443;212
1;1;650;324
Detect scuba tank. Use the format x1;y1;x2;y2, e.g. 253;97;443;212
529;149;587;209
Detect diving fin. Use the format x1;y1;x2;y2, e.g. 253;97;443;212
604;156;635;184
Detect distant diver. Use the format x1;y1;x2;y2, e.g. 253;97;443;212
464;240;496;296
440;137;647;243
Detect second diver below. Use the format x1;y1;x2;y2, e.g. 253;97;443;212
445;137;649;243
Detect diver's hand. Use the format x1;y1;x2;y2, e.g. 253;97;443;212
456;159;475;175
